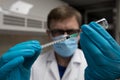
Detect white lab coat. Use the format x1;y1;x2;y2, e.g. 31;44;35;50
30;49;87;80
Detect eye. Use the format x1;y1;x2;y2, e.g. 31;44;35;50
67;29;80;35
50;29;65;36
50;30;58;34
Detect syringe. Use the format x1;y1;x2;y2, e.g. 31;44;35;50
41;18;108;49
41;33;78;49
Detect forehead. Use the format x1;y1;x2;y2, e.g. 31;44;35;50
49;16;79;30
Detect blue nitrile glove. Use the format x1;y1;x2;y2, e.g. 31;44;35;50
0;40;41;80
80;22;120;80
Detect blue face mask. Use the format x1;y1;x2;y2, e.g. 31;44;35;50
52;35;78;57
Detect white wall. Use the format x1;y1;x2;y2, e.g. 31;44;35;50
0;0;67;21
27;0;67;21
0;0;67;55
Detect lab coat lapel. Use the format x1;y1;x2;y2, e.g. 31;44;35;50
45;51;60;80
62;62;72;80
49;60;60;80
68;63;81;80
62;50;82;80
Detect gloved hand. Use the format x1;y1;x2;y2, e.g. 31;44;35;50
0;40;41;80
80;22;120;80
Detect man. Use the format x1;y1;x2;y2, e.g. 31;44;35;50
30;5;87;80
0;5;120;80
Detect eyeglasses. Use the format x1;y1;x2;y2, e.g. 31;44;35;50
49;29;80;36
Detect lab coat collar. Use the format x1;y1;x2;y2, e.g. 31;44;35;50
71;49;82;64
62;49;83;80
46;50;60;80
46;49;83;80
46;50;56;62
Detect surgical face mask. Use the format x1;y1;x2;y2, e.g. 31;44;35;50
52;35;78;57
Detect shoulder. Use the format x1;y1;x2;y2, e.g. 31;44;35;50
38;51;52;60
30;50;54;79
32;50;54;67
75;48;85;57
76;48;83;53
74;48;87;65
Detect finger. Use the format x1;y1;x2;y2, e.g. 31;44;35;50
8;40;41;52
80;33;95;67
1;49;35;64
1;49;40;69
80;33;109;66
1;40;41;62
89;22;120;51
81;24;111;50
81;24;120;60
0;56;24;78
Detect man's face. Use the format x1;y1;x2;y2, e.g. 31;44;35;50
48;16;80;39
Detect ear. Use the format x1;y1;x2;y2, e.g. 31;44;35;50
77;29;81;43
79;28;82;33
77;35;80;41
46;29;52;39
78;29;82;39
